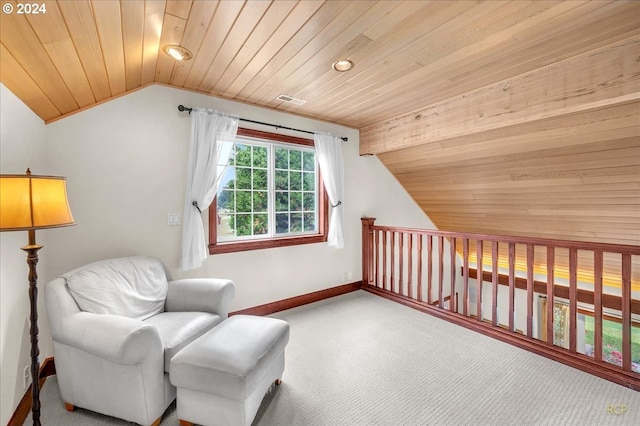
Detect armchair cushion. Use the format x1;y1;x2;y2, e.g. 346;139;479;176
144;311;223;372
64;256;168;320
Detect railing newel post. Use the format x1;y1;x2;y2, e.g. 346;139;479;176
361;218;376;287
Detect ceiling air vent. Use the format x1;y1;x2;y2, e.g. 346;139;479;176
276;95;306;105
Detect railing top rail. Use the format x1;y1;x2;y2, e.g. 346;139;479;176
367;224;640;255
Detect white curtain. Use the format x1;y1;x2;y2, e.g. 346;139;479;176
180;108;238;270
314;132;345;249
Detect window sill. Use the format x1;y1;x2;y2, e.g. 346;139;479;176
209;233;327;254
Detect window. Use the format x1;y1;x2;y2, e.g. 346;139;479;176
540;297;639;373
209;128;327;254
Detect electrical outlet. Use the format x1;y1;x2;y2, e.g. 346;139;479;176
23;365;30;390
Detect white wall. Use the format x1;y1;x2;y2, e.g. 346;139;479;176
0;83;439;422
0;84;49;425
44;84;437;311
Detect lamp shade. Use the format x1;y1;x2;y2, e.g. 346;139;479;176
0;170;75;231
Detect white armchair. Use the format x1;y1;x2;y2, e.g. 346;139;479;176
45;256;235;426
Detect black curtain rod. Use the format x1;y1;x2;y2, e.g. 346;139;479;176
178;105;348;142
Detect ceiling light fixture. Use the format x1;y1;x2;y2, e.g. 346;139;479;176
332;59;354;72
162;45;193;61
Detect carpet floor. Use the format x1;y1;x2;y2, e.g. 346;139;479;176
27;290;640;425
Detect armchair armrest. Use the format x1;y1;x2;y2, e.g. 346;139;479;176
59;312;162;365
165;278;235;318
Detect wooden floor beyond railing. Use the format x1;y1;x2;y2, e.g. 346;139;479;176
361;218;640;390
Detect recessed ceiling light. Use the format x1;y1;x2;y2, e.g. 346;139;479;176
332;59;354;72
162;45;193;61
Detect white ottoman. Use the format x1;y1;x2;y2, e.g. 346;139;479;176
170;315;289;426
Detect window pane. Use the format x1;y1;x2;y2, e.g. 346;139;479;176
236;168;251;189
303;151;315;171
218;212;235;238
276;192;288;212
218;189;235;211
236;191;251;213
303;192;315;211
252;146;267;168
276;213;289;234
220;166;235;189
290;192;302;211
253;213;268;235
253;191;267;212
275;147;288;169
303;213;316;231
303;172;315;191
290;213;302;232
253;169;267;190
290;171;302;190
235;144;251;166
289;150;302;170
275;170;288;190
235;214;252;236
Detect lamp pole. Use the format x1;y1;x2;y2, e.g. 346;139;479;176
23;229;43;426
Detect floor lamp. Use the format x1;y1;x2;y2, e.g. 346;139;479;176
0;169;76;426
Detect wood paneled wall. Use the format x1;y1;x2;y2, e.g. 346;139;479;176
363;34;640;290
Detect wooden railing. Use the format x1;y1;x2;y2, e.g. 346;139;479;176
361;218;640;390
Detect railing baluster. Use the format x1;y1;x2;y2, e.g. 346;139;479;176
391;231;396;294
383;231;388;290
374;229;380;288
477;240;483;322
526;244;534;338
508;242;515;333
463;238;469;317
450;237;456;312
492;241;499;327
438;236;444;308
417;235;423;302
399;232;404;296
621;253;631;371
427;235;433;305
408;233;413;299
569;248;578;353
546;247;555;346
594;250;603;362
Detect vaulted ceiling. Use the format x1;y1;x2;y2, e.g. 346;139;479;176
1;0;639;286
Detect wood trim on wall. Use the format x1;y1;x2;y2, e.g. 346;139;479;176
8;357;56;426
230;281;363;317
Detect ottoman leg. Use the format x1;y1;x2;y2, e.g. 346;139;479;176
275;379;282;385
179;420;194;426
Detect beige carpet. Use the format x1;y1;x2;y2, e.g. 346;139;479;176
29;290;640;425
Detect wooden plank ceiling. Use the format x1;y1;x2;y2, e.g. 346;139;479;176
1;0;639;287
